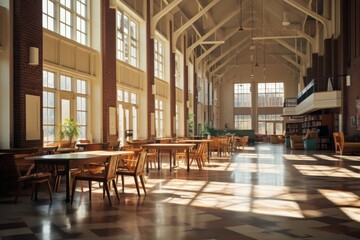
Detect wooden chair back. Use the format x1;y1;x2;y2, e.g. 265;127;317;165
79;139;91;143
108;141;120;150
86;144;103;151
333;132;344;153
58;141;76;148
135;151;148;175
105;155;119;180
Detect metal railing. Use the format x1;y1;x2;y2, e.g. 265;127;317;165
284;76;343;106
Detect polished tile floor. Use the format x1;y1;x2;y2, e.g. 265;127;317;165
1;143;360;239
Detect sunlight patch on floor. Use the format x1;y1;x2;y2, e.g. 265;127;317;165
147;178;304;218
282;154;317;161
340;207;360;222
293;165;360;178
312;154;342;161
318;189;360;207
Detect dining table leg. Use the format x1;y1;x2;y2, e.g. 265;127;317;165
186;148;190;172
65;162;70;202
157;150;161;171
169;150;172;172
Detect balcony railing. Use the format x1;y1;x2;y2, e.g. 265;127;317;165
283;76;344;107
283;97;297;107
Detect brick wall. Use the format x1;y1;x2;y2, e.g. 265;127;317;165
344;0;360;135
101;0;117;143
13;0;43;148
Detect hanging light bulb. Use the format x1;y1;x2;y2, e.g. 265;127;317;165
238;0;244;31
251;64;254;79
255;43;259;67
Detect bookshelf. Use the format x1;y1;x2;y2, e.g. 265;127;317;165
285;122;302;135
302;114;333;150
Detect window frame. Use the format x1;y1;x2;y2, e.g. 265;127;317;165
42;69;90;143
258;82;284;107
155;99;164;137
116;10;139;67
42;0;89;46
234;115;252;130
234;83;251;107
154;38;164;80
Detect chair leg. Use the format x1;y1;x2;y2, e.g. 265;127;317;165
104;181;112;206
15;182;21;203
134;176;140;197
46;179;52;202
32;182;38;200
88;181;92;201
53;175;59;192
112;179;120;201
121;175;125;193
71;179;77;204
139;175;146;194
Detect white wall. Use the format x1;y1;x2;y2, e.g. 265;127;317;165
218;63;299;131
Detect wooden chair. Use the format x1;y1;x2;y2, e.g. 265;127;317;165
333;132;342;154
189;143;206;170
290;135;304;150
146;148;158;169
79;139;91;143
71;155;120;206
14;153;52;203
218;137;230;156
116;150;147;197
240;136;249;149
209;137;221;156
108;141;120;151
52;166;83;192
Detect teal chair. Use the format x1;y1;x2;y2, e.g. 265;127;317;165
304;138;317;150
285;136;291;148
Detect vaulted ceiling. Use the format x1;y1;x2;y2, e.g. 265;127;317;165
120;0;332;85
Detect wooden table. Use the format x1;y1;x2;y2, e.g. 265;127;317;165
26;150;133;202
141;143;195;172
76;142;109;151
127;139;154;148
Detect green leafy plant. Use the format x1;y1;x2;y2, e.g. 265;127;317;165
59;118;81;143
188;113;194;137
201;123;216;136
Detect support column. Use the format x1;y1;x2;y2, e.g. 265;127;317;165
183;35;189;137
146;0;155;139
193;57;198;136
101;0;117;143
169;20;176;137
13;0;43;148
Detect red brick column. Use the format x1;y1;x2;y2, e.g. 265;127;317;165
13;0;43;148
101;0;117;143
169;20;176;137
183;35;189;137
146;0;155;139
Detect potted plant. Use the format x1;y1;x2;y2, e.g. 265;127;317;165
59;118;81;144
201;123;216;138
188;113;195;137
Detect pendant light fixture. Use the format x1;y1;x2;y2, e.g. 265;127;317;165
250;0;255;50
238;0;244;31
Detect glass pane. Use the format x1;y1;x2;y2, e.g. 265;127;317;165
61;99;71;123
267;122;274;135
48;109;55;124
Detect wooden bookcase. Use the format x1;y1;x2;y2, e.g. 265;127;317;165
285;122;302;135
302;114;333;150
